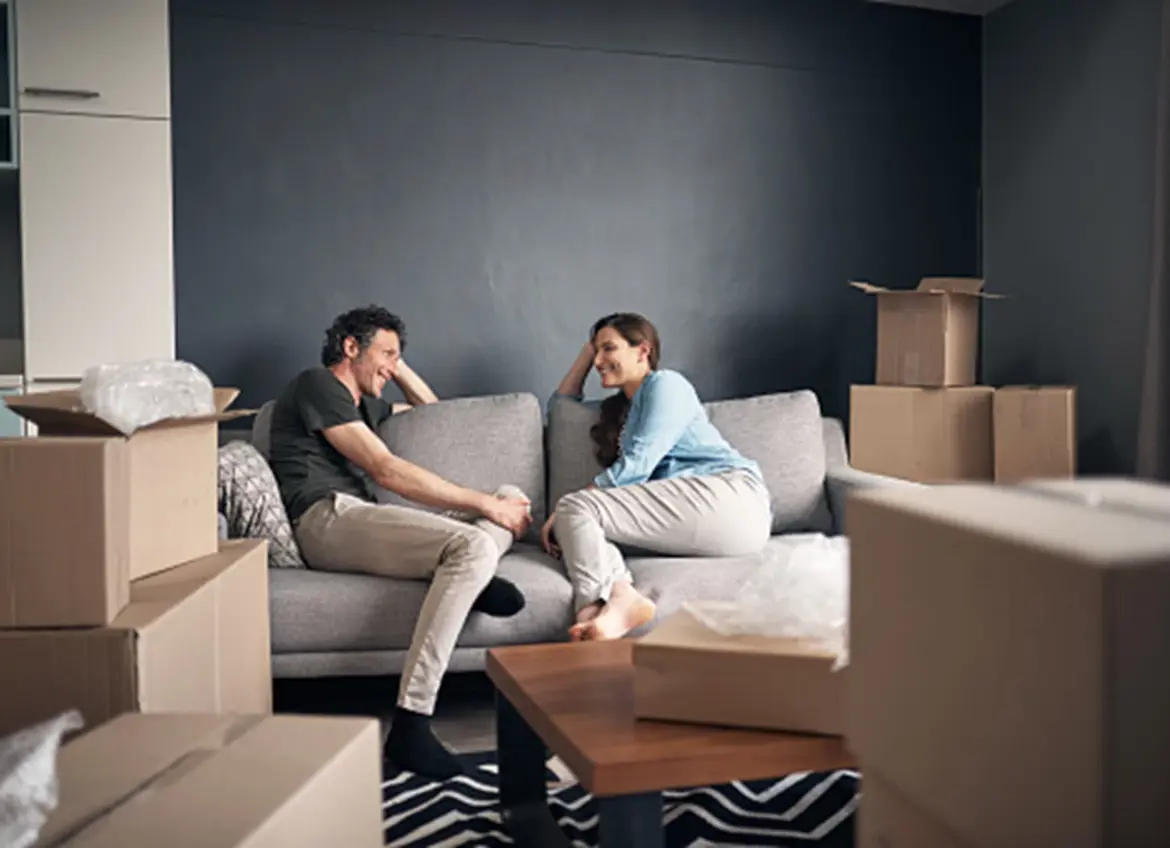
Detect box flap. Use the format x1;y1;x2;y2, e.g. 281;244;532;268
4;387;252;436
113;541;266;634
850;278;1004;299
917;277;1005;299
637;607;836;660
848;280;892;295
41;714;380;847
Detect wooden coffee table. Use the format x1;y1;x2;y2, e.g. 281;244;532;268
486;640;855;848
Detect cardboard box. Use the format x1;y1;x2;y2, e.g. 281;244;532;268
37;713;384;847
0;387;253;627
849;385;993;483
994;386;1077;483
858;768;970;848
846;481;1170;848
632;607;845;735
0;540;272;738
851;277;1002;387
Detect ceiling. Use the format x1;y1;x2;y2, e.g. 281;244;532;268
867;0;1017;14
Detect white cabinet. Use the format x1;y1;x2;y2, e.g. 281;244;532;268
20;112;174;380
15;0;170;120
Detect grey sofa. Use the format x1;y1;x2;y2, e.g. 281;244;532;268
238;388;914;680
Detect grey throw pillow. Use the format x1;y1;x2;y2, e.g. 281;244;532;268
217;440;305;568
376;393;547;538
704;390;833;534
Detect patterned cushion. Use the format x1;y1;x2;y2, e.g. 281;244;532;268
217;440;305;568
375;394;547;539
546;390;832;534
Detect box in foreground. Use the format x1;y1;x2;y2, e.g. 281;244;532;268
0;540;272;738
847;480;1170;848
37;713;383;847
633;607;845;735
857;768;969;848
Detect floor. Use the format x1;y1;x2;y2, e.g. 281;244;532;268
273;671;499;754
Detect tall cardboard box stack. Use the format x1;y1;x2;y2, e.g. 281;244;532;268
848;278;998;482
0;388;273;739
848;278;1078;483
847;479;1170;848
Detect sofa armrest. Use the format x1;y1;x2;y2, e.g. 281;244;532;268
826;465;925;534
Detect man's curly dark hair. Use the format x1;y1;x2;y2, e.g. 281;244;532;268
320;305;406;367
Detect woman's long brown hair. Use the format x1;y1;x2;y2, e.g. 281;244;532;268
588;313;661;468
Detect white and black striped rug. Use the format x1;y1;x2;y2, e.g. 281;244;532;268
383;753;859;847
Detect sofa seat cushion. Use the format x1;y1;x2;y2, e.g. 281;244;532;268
269;537;813;654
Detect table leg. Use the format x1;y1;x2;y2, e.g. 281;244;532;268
496;692;569;847
598;792;664;848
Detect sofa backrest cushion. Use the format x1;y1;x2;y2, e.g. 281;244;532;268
546;396;605;511
252;401;275;457
375;393;547;538
547;389;832;534
705;389;833;534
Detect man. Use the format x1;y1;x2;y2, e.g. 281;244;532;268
268;305;532;780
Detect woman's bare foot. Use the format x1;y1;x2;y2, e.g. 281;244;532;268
571;584;655;641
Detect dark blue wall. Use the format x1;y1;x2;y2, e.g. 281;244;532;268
171;0;982;418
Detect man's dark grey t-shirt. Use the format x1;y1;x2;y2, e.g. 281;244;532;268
268;367;392;523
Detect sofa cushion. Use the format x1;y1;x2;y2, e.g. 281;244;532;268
269;536;812;654
217;440;305;568
705;390;833;534
547;390;832;534
375;393;546;535
546;396;604;512
252;401;275;457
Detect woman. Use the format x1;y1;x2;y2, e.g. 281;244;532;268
542;312;772;641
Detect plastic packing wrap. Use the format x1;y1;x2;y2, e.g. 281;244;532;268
80;360;216;435
685;533;851;670
0;710;84;848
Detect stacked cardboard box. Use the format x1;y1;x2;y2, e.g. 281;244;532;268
847;478;1170;848
0;388;273;738
848;278;1077;483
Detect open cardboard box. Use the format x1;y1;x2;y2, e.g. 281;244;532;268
0;387;254;627
850;277;1003;387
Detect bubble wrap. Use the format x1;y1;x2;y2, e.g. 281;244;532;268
0;711;84;848
685;533;851;669
80;360;216;435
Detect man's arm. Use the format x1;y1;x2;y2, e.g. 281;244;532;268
393;361;439;407
324;421;491;514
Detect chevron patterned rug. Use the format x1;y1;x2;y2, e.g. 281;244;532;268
382;753;860;847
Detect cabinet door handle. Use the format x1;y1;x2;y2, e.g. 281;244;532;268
22;87;101;100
